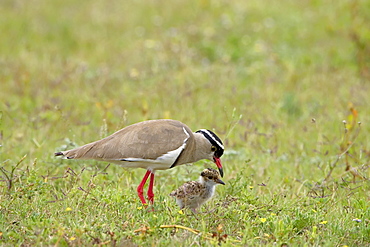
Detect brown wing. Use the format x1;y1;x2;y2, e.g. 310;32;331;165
170;181;203;199
58;119;194;161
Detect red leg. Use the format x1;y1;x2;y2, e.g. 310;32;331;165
147;172;155;204
137;170;151;205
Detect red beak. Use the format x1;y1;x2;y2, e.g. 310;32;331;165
213;157;224;177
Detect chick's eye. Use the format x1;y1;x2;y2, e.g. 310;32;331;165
211;146;217;152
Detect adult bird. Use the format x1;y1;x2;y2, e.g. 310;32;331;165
55;119;224;205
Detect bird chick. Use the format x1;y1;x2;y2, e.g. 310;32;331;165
170;168;225;213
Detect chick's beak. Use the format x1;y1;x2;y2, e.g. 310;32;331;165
216;178;225;185
213;157;224;177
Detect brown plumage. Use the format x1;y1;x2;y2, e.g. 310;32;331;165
56;120;196;168
170;168;225;213
55;119;224;205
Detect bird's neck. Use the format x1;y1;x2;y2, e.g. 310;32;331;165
199;176;216;196
193;132;211;162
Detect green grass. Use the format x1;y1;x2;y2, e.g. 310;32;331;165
1;0;370;246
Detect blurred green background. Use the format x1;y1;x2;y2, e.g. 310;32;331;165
1;0;369;157
1;0;369;245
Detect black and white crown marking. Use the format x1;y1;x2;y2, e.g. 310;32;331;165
196;129;224;158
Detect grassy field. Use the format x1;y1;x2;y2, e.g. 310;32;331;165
1;0;370;246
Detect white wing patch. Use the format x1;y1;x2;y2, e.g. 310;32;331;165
154;127;190;165
155;143;185;164
118;127;191;170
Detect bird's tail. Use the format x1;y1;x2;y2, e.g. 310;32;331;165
54;150;76;159
54;140;100;160
54;152;64;156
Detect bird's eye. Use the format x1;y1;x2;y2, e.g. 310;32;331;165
208;176;213;179
211;146;217;152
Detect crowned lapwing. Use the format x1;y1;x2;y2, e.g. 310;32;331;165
170;168;225;213
55;119;224;205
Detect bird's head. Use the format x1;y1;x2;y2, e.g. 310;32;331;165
200;168;225;185
196;129;224;177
